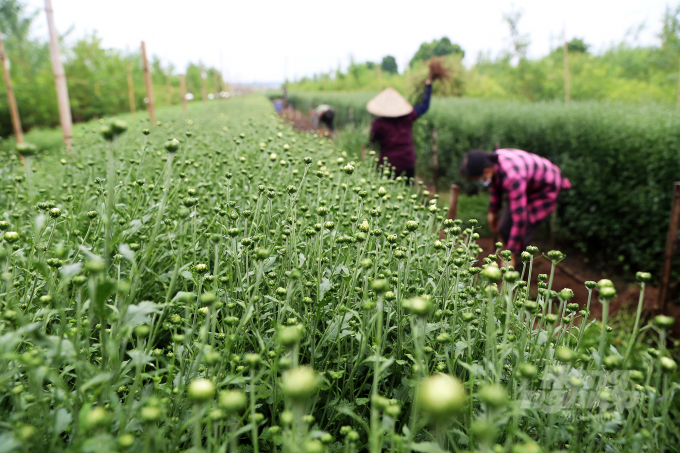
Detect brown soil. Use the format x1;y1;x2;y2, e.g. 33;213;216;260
475;237;680;331
280;108;332;137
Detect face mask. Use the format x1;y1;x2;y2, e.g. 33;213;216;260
474;176;491;188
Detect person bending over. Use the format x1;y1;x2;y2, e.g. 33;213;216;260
460;148;571;266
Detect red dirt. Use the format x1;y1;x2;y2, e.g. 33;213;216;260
475;237;680;331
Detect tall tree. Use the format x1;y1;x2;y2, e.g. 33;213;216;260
410;37;464;68
380;55;398;74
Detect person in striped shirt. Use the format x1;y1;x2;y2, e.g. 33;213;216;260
460;149;571;266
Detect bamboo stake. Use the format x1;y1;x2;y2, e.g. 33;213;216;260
0;26;24;145
213;69;220;100
200;62;208;108
220;51;226;95
126;61;136;118
166;73;173;105
179;74;188;117
659;182;680;310
45;0;73;148
140;41;156;124
563;29;570;102
446;184;460;220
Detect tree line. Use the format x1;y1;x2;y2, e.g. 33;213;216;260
290;6;680;104
0;0;225;138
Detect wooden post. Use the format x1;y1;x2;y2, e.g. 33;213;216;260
213;69;220;99
220;51;226;95
166;73;173;105
45;0;73;147
179;74;188;117
659;182;680;310
126;61;136;118
446;184;460;220
432;128;439;192
200;62;208;108
348;107;354;123
0;27;24;145
361;146;366;161
563;29;570;102
140;41;156;124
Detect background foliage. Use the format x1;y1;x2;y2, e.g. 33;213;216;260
289;6;680;105
287;91;680;277
0;0;225;138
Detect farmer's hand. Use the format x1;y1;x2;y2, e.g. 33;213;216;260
509;253;516;268
488;212;499;233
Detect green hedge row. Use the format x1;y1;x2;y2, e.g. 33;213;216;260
288;92;680;276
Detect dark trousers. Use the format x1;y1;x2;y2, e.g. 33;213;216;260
498;207;542;250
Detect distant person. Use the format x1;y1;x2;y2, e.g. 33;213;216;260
367;69;433;181
273;99;284;113
459;149;572;266
315;104;335;132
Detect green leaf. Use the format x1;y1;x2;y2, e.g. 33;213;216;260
118;243;135;262
59;262;82;279
54;408;72;434
124;301;163;330
410;442;447;453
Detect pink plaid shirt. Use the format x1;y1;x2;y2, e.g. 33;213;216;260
489;149;572;253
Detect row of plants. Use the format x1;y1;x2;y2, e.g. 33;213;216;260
0;96;678;452
287;91;680;276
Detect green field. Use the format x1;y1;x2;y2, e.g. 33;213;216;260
0;96;677;452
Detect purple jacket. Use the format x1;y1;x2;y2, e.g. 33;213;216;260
369;84;432;175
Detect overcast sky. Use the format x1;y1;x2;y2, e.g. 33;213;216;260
26;0;671;83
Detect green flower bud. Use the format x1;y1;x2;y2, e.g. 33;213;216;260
403;296;434;317
85;407;111;431
218;390;247;414
511;441;542;453
556;346;576;363
598;286;617;301
370;279;389;295
278;325;303;347
164;138;181;153
636;272;652;283
478;383;508;409
482;265;502;283
418;374;466;419
188;378;215;403
199;292;217;306
3;231;19;243
660;357;677;372
559;288;574;300
281;366;319;402
16;142;38;156
653;315;674;329
518;363;537;378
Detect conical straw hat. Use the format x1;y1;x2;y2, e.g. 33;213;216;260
366;87;413;117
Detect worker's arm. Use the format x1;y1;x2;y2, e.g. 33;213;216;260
369;118;380;143
487;178;502;233
506;178;529;256
413;83;432;118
